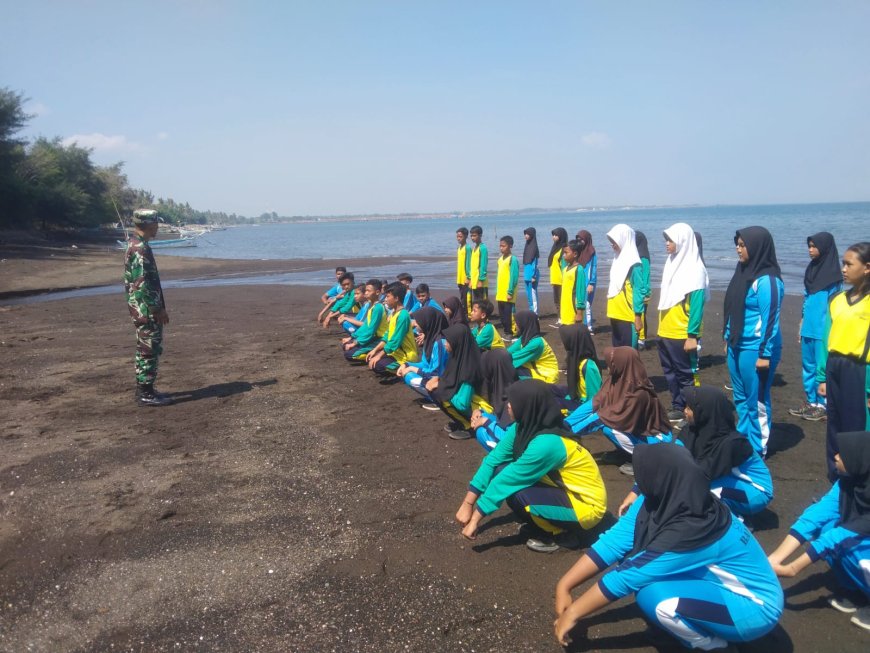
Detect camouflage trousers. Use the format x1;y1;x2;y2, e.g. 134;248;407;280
134;322;164;385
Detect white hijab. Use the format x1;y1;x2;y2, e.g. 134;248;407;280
658;223;710;310
606;224;641;298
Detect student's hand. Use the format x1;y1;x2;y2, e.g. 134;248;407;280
415;333;425;346
586;284;593;295
618;491;639;517
455;501;474;526
461;521;478;540
634;315;643;332
343;341;356;351
396;364;408;377
684;337;698;352
507;293;514;302
425;377;439;392
643;296;650;305
476;281;483;289
756;358;770;370
465;278;471;286
470;412;488;429
554;611;583;647
818;383;826;397
554;583;573;616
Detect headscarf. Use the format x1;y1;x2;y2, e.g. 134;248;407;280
522;227;539;265
804;232;841;294
559;323;598;401
480;348;518;416
694;231;705;264
548;228;568;267
659;222;710;310
605;224;642;298
435;324;482;403
442;296;468;326
514;310;543;347
575;229;596;267
413;306;449;359
682;386;753;480
593;347;670;435
635;231;651;262
723;226;781;347
508;379;574;459
836;431;870;535
631;443;733;555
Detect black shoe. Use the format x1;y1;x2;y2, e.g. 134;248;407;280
136;384;173;407
448;429;473;440
667;408;685;422
443;421;462;433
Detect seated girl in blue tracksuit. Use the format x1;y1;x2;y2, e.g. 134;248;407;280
508;311;559;384
723;226;784;457
565;347;672;469
397;307;449;402
471;348;519;451
554;443;783;650
555;323;601;412
767;430;870;632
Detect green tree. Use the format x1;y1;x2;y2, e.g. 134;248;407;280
0;88;32;227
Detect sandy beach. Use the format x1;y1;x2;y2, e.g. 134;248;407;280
0;245;864;652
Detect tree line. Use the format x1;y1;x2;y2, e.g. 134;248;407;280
0;87;250;232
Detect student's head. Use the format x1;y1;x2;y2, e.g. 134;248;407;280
470;299;494;323
470;225;483;244
663;232;677;256
833;431;870;478
335;266;347;279
339;272;355;291
456;227;468;245
384;282;406;309
397;272;413;288
499;236;513;255
415;283;431;303
523;227;536;242
563;239;581;265
843;242;870;290
365;279;383;301
353;283;366;301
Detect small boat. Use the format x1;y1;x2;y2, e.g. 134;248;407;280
116;236;198;249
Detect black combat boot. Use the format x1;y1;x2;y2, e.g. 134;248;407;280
136;383;173;407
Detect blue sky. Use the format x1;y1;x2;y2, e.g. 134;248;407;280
3;1;869;216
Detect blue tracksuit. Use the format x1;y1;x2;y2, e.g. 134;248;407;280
800;282;842;405
402;339;449;399
474;411;514;451
583;252;598;331
565;399;673;455
523;257;539;313
789;483;870;598
589;497;783;649
325;282;343;298
709;452;773;516
341;301;370;335
724;275;784;456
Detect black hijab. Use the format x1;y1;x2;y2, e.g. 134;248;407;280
442;296;468;326
804;232;841;294
694;231;705;264
480;348;518;416
559;324;598;401
515;310;543;346
723;226;782;347
682;386;753;480
635;231;651;261
631;443;733;555
523;227;540;265
837;431;870;535
509;379;574;459
414;306;449;359
435;324;482;403
549;228;568;267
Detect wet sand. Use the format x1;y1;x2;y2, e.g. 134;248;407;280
0;247;863;652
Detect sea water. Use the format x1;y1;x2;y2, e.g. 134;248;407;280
162;202;869;295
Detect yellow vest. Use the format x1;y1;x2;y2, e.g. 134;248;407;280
560;264;580;324
470;244;487;288
524;339;559;384
456;244;467;285
828;291;870;362
386;310;419;365
496;254;516;302
538;436;607;530
550;251;563;286
607;278;635;322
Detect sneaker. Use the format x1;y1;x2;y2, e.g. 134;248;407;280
667;408;686;422
801;405;827;422
788;401;811;417
549;321;562;329
420;402;440;411
723;382;733;391
851;606;870;631
526;531;579;553
448;429;473;440
618;462;635;477
637;339;646;351
829;595;859;613
443;421;462;433
599;449;630;466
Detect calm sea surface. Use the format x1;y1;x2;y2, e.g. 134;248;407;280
161;202;869;295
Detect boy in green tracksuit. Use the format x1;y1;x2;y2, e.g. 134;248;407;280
342;279;387;360
365;282;419;375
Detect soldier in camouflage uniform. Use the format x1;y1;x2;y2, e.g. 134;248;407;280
124;209;172;406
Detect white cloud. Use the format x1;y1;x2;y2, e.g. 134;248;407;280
581;131;611;149
157;131;169;141
62;133;143;153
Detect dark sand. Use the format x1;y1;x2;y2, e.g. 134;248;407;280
0;247;863;652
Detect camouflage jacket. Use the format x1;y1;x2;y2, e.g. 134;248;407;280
124;232;165;325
